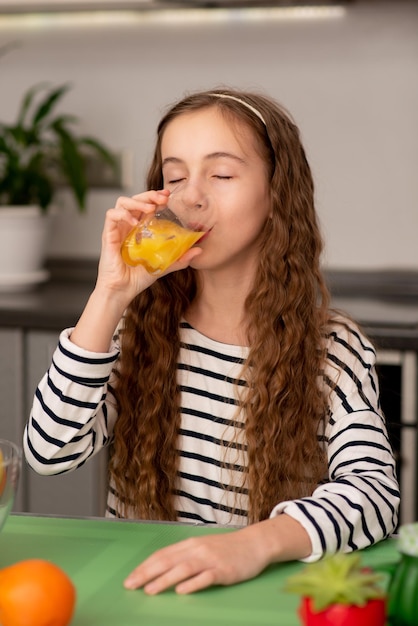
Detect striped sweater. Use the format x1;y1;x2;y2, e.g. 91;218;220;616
24;316;400;562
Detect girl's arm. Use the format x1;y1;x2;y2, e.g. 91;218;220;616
271;320;399;562
24;189;202;474
70;189;183;353
23;328;120;475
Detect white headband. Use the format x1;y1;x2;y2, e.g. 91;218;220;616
209;93;267;126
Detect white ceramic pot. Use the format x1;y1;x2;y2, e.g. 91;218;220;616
0;206;53;292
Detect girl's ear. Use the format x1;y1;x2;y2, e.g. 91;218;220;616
268;197;274;219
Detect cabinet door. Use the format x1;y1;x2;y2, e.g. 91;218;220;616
25;330;108;518
0;328;25;511
377;350;418;524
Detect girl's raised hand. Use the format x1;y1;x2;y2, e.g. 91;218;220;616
70;189;202;353
96;189;201;304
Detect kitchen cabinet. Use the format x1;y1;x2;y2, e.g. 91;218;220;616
0;328;25;511
376;350;417;525
0;272;108;518
24;330;108;518
0;326;108;517
331;290;418;525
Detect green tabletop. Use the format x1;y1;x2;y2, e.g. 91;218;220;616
0;515;399;626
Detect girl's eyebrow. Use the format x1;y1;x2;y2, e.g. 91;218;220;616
162;152;247;167
205;151;247;164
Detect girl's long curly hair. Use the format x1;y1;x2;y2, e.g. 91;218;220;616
110;88;330;523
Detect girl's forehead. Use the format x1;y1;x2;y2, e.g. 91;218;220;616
161;107;258;158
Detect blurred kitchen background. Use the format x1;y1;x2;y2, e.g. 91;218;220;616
1;0;417;525
1;0;416;269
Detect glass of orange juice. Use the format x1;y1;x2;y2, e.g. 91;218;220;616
0;439;21;534
121;188;207;275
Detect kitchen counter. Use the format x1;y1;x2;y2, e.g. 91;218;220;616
330;296;418;351
0;265;418;350
0;278;93;331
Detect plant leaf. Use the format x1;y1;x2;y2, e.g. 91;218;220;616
80;136;117;170
48;114;79;128
16;82;49;128
32;83;72;127
1;81;117;211
53;122;87;210
283;553;385;611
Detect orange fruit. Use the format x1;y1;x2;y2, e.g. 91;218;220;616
0;559;76;626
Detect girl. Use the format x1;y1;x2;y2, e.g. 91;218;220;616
24;88;400;595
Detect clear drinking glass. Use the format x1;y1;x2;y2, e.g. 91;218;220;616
120;186;209;275
0;439;22;533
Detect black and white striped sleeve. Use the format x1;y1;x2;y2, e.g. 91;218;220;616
23;328;120;475
270;318;400;561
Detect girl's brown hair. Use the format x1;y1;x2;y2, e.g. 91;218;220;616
110;88;330;523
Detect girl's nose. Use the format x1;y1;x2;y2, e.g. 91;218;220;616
180;183;208;211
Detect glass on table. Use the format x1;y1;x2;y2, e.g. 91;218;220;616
120;185;209;275
0;439;22;533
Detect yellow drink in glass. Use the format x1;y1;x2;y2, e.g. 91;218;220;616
121;217;204;275
0;440;21;534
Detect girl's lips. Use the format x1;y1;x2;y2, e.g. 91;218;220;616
188;221;208;231
195;227;212;243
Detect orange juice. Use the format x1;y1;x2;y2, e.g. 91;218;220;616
121;218;204;274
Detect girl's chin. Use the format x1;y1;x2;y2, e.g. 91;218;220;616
189;254;206;270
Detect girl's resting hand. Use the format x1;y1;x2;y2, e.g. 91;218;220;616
123;527;271;595
123;516;312;595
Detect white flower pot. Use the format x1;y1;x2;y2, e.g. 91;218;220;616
0;206;53;292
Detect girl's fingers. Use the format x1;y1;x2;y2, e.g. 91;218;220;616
107;190;169;225
142;561;205;595
123;189;170;215
106;206;139;230
124;542;188;591
175;569;218;595
162;247;203;276
131;189;170;202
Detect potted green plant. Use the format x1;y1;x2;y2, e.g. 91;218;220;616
284;552;387;626
0;82;117;291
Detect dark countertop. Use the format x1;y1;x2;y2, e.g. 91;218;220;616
0;259;97;331
1;263;418;351
331;296;418;351
326;269;418;350
0;279;93;331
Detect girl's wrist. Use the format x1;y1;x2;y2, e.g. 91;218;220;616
245;515;312;565
92;281;133;314
70;286;129;353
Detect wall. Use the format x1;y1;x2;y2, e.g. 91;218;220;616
1;1;417;269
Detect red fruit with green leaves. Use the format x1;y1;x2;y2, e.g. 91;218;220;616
284;553;386;626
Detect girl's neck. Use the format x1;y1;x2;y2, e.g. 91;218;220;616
185;267;254;346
